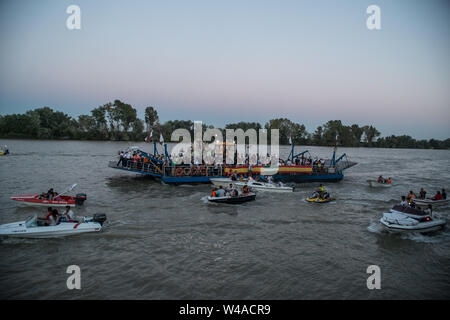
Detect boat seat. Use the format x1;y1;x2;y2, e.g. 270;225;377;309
392;205;427;216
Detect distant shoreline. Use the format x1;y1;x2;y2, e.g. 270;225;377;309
1;102;449;150
0;137;449;151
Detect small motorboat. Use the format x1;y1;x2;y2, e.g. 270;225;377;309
207;192;256;204
11;184;86;207
305;191;335;203
234;180;294;193
413;198;449;207
380;205;445;232
0;214;107;238
367;180;392;188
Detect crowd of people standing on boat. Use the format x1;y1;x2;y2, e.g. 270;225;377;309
115;146;332;179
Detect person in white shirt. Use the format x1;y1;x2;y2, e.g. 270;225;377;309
400;196;408;207
424;205;433;218
62;205;75;222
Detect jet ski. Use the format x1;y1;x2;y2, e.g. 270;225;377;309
0;214;106;238
305;191;335;203
380;205;446;232
207;192;256;204
233;180;294;193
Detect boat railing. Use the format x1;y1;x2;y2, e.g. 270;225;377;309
108;160;163;176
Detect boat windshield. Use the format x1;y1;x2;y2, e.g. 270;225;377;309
25;215;38;228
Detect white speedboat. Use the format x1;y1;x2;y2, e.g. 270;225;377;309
210;177;247;187
380;205;445;233
413;198;448;207
234;180;294;193
367;180;391;188
0;214;106;238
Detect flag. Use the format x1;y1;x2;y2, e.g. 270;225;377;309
159;133;164;145
289;136;292;145
145;129;153;142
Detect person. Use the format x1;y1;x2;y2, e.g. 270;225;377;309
408;191;417;200
242;185;250;194
424;205;433;218
231;171;238;181
378;176;383;183
117;151;124;166
211;188;217;197
216;186;226;197
47;188;57;200
63;205;75;222
231;189;238;197
239;174;244;181
226;184;234;194
317;184;325;198
38;207;54;225
387;177;392;184
433;191;442;201
442;189;447;200
39;192;49;199
419;188;426;199
267;176;274;184
400;196;408;207
48;210;58;226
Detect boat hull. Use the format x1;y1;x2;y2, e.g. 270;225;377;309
233;181;294;193
207;193;256;204
380;217;446;233
0;221;102;238
11;195;77;207
305;197;335;203
413;199;448;207
367;180;392;188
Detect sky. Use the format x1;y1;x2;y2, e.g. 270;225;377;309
0;0;449;139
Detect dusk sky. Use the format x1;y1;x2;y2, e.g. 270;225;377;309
0;0;449;139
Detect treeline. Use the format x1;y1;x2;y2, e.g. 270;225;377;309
0;100;449;149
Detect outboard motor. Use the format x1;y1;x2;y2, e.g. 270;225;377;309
93;213;107;226
75;193;87;205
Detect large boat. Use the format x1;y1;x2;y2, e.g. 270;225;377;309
108;143;357;185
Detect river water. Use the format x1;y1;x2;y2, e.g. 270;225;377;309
0;139;449;299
